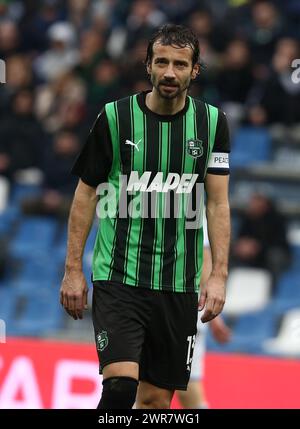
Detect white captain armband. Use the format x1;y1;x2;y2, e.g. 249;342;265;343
207;152;229;170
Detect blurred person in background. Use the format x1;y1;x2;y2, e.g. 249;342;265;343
107;0;166;58
177;213;231;409
0;53;32;116
35;71;86;133
156;0;198;24
60;23;230;409
260;38;300;125
87;57;122;118
22;130;79;218
5;54;33;91
0;88;43;181
217;39;254;106
216;38;254;131
240;1;285;69
232;193;291;287
67;0;91;33
187;9;232;53
121;39;151;91
0;0;15;22
75;29;106;84
34;21;79;82
20;0;65;53
0;19;19;59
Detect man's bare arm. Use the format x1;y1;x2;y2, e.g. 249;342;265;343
199;174;230;322
60;179;98;320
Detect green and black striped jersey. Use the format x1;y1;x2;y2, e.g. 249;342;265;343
72;91;230;293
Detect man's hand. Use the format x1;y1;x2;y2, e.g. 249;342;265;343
198;275;226;323
60;270;88;320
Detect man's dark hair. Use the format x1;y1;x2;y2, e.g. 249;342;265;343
145;24;200;67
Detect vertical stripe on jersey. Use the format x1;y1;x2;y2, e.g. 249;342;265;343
184;98;202;293
161;117;184;291
124;95;145;285
137;113;160;287
172;108;188;292
151;121;162;290
152;121;170;290
194;103;219;291
107;102;120;278
172;115;186;293
173;100;197;292
93;101;120;280
135;112;147;284
110;97;133;282
159;122;171;290
123;96;135;283
192;99;210;291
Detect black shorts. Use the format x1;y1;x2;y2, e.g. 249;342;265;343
92;281;198;391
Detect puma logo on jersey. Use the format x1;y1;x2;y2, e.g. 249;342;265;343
125;139;141;151
126;171;199;194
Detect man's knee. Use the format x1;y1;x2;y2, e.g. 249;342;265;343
137;391;172;409
139;396;171;409
97;377;138;409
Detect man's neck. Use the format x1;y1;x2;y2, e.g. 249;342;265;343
145;89;187;116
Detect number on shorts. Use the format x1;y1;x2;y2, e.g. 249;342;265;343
186;335;196;365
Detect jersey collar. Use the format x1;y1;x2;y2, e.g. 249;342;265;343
137;90;190;122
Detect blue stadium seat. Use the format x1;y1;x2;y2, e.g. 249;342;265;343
9;216;58;257
271;270;300;313
291;245;300;269
207;309;277;354
6;286;64;337
9;278;60;294
9;183;42;205
0;286;17;322
16;258;63;283
230;127;272;168
0;206;19;235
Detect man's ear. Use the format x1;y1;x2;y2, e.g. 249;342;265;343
146;63;152;75
191;64;200;80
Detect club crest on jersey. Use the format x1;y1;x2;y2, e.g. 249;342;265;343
186;139;203;158
96;331;108;352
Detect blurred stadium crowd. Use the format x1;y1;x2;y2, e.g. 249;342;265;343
0;0;300;357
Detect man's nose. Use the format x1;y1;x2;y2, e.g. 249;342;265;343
164;64;176;79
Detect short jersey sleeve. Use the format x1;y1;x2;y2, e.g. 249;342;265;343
206;110;230;175
71;109;113;187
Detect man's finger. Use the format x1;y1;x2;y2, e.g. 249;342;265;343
68;309;78;320
63;295;78;320
74;308;82;320
211;298;225;319
198;289;207;311
201;310;216;323
200;296;214;323
68;295;76;313
62;293;69;311
75;294;84;319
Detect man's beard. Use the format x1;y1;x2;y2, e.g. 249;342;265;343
151;76;191;99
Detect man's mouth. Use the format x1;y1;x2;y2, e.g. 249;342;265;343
160;83;178;89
